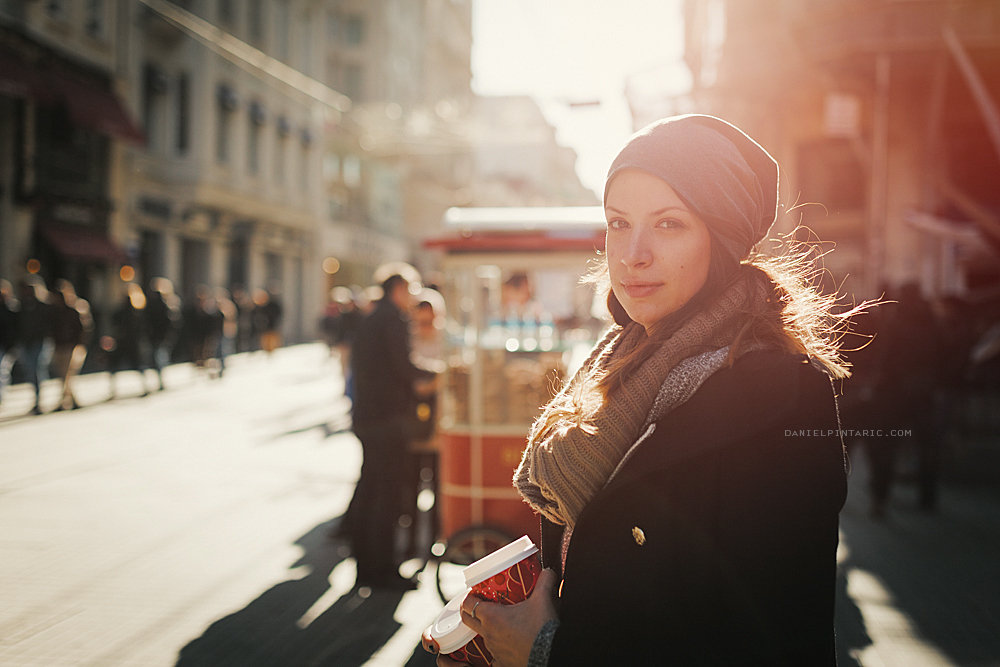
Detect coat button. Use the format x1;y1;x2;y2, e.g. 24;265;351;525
632;526;646;546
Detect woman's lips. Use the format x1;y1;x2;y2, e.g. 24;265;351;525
621;282;662;298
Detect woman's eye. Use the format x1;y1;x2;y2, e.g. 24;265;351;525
658;218;683;229
607;219;628;230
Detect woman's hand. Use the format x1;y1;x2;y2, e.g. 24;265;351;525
437;569;558;667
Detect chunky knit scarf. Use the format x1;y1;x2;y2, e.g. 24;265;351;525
513;268;773;529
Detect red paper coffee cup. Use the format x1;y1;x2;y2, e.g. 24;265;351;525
463;535;541;605
421;589;493;667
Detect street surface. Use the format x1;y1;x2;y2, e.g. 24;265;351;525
0;343;998;666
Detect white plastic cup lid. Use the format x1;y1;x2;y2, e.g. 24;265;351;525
463;535;538;588
426;588;478;655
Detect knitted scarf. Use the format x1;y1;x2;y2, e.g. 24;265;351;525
513;268;773;529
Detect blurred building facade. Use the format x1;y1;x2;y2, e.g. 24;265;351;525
0;0;142;329
319;0;476;289
317;0;595;291
466;95;597;208
665;0;1000;303
0;0;595;343
125;0;330;343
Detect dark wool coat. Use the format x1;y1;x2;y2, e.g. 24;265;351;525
350;297;430;426
542;350;847;666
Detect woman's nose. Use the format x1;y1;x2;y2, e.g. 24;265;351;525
620;229;652;268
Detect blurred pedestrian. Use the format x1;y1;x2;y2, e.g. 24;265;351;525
868;283;944;516
333;286;365;401
0;279;20;406
347;273;435;589
255;284;283;355
145;278;182;391
17;277;55;415
50;280;93;411
212;288;237;378
402;293;446;558
231;284;257;353
111;283;151;398
321;288;343;357
932;296;976;448
182;285;214;371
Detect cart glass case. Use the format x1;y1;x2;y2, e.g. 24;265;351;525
439;261;606;431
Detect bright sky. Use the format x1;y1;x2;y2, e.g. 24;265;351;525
471;0;691;198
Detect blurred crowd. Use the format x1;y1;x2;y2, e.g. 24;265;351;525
841;282;1000;517
0;276;284;415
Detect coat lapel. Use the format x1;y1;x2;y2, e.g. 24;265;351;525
601;351;806;494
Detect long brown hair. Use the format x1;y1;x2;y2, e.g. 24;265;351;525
584;230;859;402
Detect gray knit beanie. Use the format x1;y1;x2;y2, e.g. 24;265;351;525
604;114;779;262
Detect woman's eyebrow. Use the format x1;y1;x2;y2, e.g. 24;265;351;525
605;205;687;216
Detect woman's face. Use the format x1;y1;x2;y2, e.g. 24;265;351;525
605;169;713;331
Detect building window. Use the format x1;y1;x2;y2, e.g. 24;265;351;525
216;84;239;164
248;124;260;175
275;136;287;183
176;72;189;155
248;102;266;175
143;64;169;152
85;0;105;38
218;0;235;26
344;15;364;45
344;64;363;102
299;13;313;76
276;1;290;62
275;116;291;183
248;0;263;43
300;128;312;192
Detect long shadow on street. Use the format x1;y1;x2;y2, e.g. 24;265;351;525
833;447;1000;666
175;516;405;667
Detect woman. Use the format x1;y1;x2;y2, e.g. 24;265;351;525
441;115;852;666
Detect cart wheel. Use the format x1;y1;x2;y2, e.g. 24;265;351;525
435;526;514;603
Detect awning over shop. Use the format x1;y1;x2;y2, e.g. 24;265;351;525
40;222;128;265
0;43;144;145
53;74;146;145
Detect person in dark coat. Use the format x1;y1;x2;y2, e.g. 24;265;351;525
348;273;434;589
231;284;257;353
333;286;365;402
145;278;182;391
442;115;856;667
17;277;55;415
254;285;284;355
182;285;214;370
868;282;943;516
212;288;237;378
0;279;20;406
50;280;93;411
111;283;151;398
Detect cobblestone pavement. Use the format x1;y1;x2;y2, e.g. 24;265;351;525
1;345;998;666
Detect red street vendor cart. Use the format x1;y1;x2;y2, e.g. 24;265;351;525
424;206;607;590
